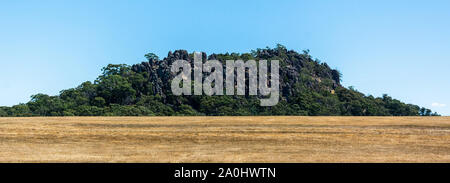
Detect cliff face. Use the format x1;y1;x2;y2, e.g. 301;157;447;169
130;46;341;104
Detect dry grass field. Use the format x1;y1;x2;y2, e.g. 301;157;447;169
0;116;449;163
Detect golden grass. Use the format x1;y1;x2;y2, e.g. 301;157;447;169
0;116;449;163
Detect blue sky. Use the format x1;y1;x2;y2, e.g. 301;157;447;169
1;0;449;115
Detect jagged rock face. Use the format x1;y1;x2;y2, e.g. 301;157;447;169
132;50;192;98
131;49;341;102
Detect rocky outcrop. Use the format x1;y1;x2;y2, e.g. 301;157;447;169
131;47;341;103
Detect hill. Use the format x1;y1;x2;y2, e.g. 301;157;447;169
0;45;439;116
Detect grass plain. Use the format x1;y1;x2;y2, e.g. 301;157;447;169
0;116;449;162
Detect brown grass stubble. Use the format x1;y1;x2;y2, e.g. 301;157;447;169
0;116;448;162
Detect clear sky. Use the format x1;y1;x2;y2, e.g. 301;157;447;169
1;0;449;115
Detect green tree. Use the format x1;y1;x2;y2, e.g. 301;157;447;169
96;74;136;105
144;53;159;61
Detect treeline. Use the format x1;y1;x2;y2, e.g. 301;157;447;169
0;45;439;117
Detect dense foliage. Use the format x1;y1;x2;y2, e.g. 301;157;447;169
0;45;439;117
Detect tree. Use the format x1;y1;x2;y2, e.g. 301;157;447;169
0;107;8;117
176;104;201;116
144;53;159;61
27;94;64;116
92;97;106;107
96;74;136;105
10;104;32;116
101;64;131;77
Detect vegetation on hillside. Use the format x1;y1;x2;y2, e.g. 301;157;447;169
0;45;439;116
